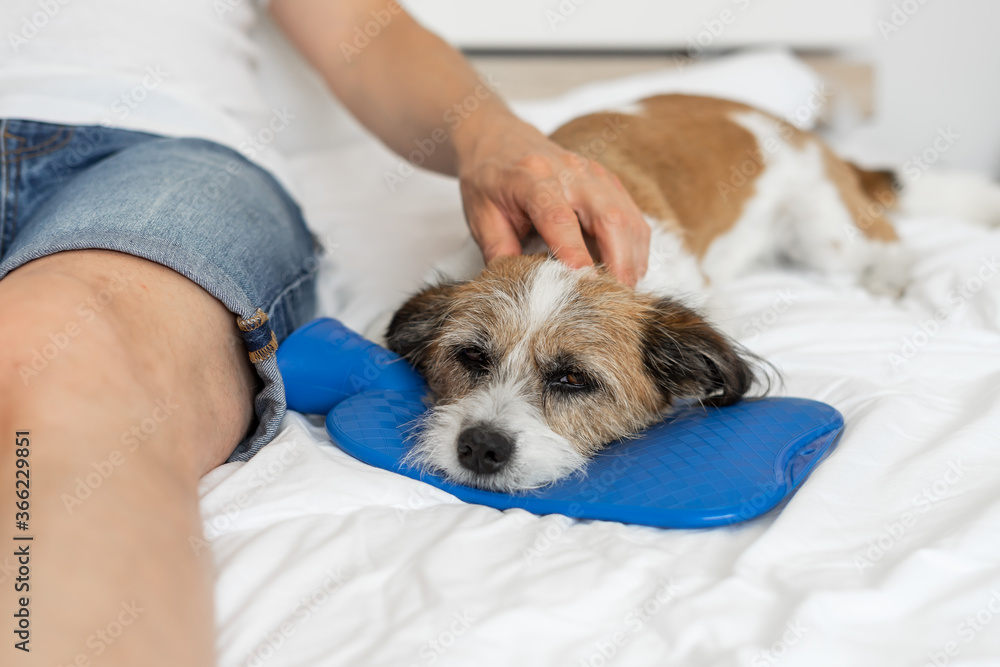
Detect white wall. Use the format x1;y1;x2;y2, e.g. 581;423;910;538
838;0;1000;177
404;0;873;50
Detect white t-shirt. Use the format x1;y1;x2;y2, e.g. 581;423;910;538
0;0;297;197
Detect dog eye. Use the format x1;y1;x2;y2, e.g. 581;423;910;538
550;371;591;391
560;373;584;386
457;347;489;372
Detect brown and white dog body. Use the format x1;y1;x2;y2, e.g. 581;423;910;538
556;94;908;299
386;94;1000;492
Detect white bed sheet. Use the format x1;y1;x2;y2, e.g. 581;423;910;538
198;47;1000;667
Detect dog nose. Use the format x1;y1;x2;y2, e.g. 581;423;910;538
457;425;514;475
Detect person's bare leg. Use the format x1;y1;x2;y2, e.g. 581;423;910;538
0;250;258;666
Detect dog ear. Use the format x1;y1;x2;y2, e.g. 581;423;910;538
385;282;459;373
641;298;758;407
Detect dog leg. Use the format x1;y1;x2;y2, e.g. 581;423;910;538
782;143;911;298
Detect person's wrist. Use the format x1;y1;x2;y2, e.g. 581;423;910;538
451;107;528;176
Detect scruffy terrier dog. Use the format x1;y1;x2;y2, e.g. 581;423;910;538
387;94;1000;492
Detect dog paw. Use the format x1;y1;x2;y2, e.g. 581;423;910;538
860;244;911;298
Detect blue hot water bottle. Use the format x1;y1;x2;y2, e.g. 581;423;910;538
278;318;843;528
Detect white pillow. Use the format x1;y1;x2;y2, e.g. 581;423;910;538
510;49;825;135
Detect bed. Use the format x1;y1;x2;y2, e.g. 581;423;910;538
198;28;1000;667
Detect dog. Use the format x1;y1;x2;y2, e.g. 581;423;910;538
385;93;1000;492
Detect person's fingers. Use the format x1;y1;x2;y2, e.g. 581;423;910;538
589;207;640;285
627;204;651;282
466;197;523;264
524;183;593;269
572;178;649;285
633;222;650;281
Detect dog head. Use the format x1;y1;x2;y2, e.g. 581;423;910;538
386;255;759;491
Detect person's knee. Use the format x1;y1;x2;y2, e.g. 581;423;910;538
0;253;256;471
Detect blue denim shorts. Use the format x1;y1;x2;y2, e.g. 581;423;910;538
0;119;319;462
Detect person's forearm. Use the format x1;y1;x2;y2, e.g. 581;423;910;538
271;0;651;285
270;0;519;175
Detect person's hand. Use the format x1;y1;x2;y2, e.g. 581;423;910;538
455;115;650;286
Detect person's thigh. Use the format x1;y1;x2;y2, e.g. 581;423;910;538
0;249;255;666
